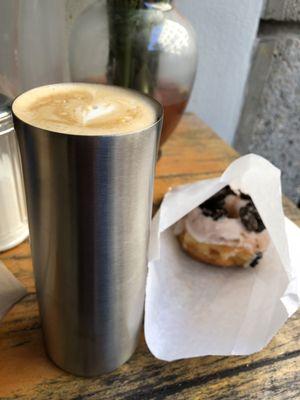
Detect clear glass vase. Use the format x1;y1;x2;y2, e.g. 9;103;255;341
69;0;197;146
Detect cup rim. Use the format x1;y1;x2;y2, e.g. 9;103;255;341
12;82;164;138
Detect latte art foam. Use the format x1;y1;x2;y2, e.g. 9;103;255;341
12;83;157;135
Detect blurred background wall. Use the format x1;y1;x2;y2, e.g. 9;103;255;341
0;0;66;96
177;0;264;144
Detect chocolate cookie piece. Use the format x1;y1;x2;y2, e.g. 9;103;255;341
239;202;265;233
249;252;263;268
202;207;228;221
240;192;251;201
215;185;236;198
199;185;236;220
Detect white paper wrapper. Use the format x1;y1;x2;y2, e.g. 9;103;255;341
145;154;300;360
0;260;26;320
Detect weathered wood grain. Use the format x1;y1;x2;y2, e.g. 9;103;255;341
0;114;299;400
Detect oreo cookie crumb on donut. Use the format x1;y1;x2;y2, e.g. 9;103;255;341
239;202;266;233
176;186;270;268
249;252;263;268
202;207;228;221
199;186;236;221
240;192;251;201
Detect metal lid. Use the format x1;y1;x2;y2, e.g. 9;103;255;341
0;93;14;136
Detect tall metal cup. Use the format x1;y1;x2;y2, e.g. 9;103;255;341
12;86;162;377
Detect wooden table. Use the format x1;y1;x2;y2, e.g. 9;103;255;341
1;114;300;400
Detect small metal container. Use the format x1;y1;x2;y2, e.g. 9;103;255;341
0;94;28;251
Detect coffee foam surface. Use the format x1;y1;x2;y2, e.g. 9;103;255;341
13;83;157;135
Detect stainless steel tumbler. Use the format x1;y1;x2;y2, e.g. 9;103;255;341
12;89;162;377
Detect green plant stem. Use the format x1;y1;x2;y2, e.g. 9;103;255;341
106;0;169;94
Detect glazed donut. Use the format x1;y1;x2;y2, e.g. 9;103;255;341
175;186;270;268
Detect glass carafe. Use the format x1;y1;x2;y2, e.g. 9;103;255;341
69;0;198;146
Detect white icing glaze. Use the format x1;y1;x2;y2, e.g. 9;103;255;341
178;207;270;253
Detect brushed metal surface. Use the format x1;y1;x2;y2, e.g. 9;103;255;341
13;97;162;377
